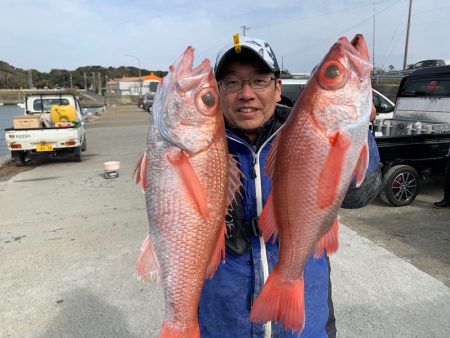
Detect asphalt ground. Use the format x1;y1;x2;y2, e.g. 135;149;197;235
0;105;449;337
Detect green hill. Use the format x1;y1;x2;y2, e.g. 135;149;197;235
0;61;167;90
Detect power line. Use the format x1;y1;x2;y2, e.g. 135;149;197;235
250;0;396;31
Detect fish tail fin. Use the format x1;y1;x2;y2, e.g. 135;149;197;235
133;152;148;192
159;320;200;338
354;141;369;187
205;222;226;279
250;269;305;333
259;191;279;243
316;131;351;209
314;217;340;258
136;235;161;285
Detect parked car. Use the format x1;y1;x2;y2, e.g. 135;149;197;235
142;92;155;112
281;77;395;119
407;59;446;70
280;78;308;106
137;96;144;108
373;89;396;120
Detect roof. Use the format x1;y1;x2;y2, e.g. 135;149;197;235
410;65;450;77
118;76;141;82
142;73;161;81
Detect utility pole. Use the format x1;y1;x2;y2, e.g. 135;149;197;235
83;72;87;92
125;54;142;97
372;1;376;68
69;73;73;88
28;70;33;89
281;56;284;73
92;72;96;91
403;0;413;70
241;25;250;36
98;72;102;95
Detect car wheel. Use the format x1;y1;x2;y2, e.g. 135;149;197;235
73;147;82;162
380;165;420;206
81;136;87;152
12;151;26;166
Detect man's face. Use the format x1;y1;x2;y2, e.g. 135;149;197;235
218;61;282;132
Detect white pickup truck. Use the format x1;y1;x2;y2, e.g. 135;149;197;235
4;93;87;166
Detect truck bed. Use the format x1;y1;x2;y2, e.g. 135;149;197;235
374;132;450;162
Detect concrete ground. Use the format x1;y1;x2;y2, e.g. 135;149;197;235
0;105;449;337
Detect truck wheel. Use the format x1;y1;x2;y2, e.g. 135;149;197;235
81;137;87;152
380;165;420;207
12;152;26;167
73;147;82;162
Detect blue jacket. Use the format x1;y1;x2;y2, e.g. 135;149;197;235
199;108;381;338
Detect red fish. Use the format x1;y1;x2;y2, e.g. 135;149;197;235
249;34;373;333
135;47;241;338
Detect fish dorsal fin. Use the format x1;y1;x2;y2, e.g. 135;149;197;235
133;152;148;192
316;131;351;209
166;150;209;219
226;155;243;208
136;235;161;285
265;136;280;177
206;155;243;279
353;142;369;187
259;191;279;243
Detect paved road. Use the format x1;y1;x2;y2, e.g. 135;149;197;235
1;106;449;337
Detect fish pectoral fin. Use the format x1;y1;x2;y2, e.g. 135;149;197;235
167;150;209;219
206;222;226;279
259;191;279;243
133;152;148;192
250;270;305;333
353;142;369;187
314;217;339;258
265;136;280;177
136;235;161;285
316;131;352;209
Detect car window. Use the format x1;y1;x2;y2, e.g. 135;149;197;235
281;83;306;102
373;93;393;113
32;98;70;111
404;79;450;97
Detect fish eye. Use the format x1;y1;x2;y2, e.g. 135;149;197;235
196;88;218;116
201;91;215;107
324;65;340;79
318;60;347;90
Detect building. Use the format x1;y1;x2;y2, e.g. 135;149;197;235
106;73;161;96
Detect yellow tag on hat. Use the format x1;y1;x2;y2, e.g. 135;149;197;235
233;33;241;53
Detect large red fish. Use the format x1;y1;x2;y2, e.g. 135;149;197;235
249;34;373;333
135;47;241;338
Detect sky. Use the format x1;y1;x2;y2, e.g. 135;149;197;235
1;0;449;74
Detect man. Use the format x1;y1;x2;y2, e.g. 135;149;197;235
198;36;382;337
433;146;450;208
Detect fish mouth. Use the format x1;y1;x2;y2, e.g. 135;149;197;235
334;34;372;76
350;34;369;62
173;47;214;92
154;47;216;153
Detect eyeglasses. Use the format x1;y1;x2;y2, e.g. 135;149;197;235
218;76;276;93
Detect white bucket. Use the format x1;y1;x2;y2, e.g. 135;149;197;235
103;161;120;178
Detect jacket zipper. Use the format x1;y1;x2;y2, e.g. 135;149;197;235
228;131;283;338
